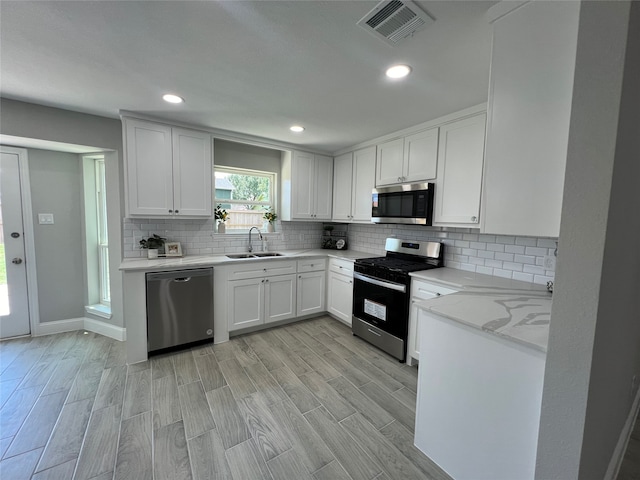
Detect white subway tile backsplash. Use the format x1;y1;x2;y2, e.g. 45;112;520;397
514;254;536;265
495;252;515;262
516;237;537;247
124;219;557;286
525;246;548;256
505;245;526;255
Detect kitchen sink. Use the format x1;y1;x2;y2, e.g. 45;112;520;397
226;252;284;259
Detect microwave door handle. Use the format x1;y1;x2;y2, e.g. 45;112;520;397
353;272;406;293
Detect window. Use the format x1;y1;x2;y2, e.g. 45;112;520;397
96;158;110;305
214;166;276;231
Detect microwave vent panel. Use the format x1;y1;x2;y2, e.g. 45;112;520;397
357;0;435;46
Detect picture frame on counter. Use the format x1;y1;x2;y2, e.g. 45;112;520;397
164;242;183;257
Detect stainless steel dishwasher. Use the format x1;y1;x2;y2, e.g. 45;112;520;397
146;268;214;354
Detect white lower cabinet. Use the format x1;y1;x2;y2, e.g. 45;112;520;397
297;271;326;317
228;274;297;331
226;260;298;332
407;279;458;365
326;258;354;325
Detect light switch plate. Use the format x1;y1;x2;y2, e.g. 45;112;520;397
38;213;54;225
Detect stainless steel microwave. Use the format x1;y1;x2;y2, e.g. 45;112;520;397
371;183;434;225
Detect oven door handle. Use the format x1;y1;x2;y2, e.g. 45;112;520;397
353;272;407;293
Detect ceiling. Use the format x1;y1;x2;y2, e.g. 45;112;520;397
0;1;496;153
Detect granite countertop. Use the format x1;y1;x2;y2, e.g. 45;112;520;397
411;268;552;353
119;249;372;272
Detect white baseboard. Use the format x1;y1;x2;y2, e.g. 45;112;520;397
33;317;126;342
605;386;640;479
35;317;85;336
84;317;126;341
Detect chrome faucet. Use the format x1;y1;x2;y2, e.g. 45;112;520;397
248;227;263;253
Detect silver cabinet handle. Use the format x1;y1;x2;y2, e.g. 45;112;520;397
175;210;179;214
12;258;23;265
168;209;173;213
471;216;477;222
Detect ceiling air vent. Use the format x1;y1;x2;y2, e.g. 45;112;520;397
357;0;434;46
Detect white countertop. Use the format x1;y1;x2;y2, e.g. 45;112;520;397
119;249;372;272
411;268;552;353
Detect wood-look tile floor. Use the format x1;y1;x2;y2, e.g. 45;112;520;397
0;316;452;480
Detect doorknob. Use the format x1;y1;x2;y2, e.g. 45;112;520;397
12;258;23;265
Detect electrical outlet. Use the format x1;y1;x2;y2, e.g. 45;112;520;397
543;255;556;270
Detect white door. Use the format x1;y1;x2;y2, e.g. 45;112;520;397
0;148;30;338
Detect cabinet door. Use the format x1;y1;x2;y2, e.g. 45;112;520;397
351;146;376;222
314;155;333;220
327;271;353;325
332;152;353;221
434;114;486;225
403;128;439;183
172;128;212;217
375;138;404;186
265;274;297;324
291;151;315;219
482;1;579;236
125;119;174;216
228;278;264;331
297;271;326;317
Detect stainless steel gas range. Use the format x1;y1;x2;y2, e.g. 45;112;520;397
352;238;444;362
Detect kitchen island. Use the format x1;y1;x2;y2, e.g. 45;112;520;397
411;269;551;480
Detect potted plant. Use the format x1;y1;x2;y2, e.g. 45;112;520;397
263;208;277;233
215;205;230;233
139;234;166;259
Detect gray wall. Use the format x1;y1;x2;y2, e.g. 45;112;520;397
536;2;640;478
214;139;281;174
28;149;85;322
0;98;125;328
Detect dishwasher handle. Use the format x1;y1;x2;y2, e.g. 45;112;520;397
146;268;213;282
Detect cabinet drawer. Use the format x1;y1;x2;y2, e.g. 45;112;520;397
411;279;458;300
228;260;297;280
297;258;326;273
329;258;354;275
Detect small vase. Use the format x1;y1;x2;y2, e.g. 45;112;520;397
267;222;275;233
218;222;226;234
147;248;159;259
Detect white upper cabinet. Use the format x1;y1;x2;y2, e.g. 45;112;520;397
281;151;333;221
351;146;377;221
124;118;212;217
332;152;353;221
332;146;376;222
434;113;486;226
376;128;438;187
403;128;439;183
375;138;404;186
481;1;579;237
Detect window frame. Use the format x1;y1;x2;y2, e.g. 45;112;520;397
214;166;277;232
95;158;110;306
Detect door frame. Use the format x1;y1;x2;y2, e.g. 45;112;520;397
1;146;39;337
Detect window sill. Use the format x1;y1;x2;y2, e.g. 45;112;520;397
85;304;112;320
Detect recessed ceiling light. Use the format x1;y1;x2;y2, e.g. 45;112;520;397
162;94;184;104
386;64;412;79
290;125;305;133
